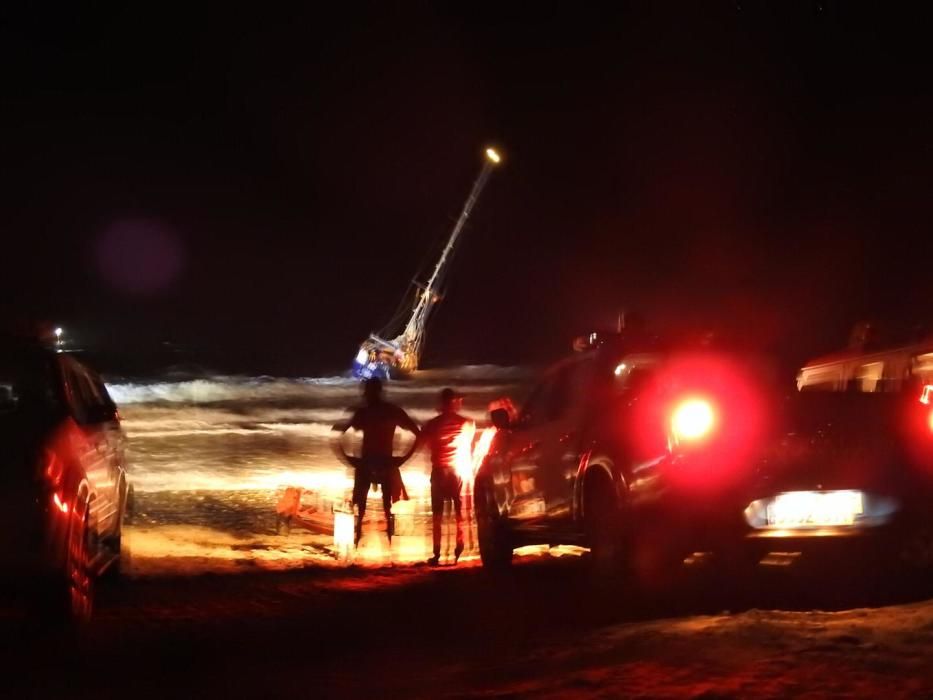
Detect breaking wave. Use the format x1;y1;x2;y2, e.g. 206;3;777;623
107;365;529;405
111;367;529;494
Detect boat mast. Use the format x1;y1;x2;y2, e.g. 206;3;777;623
391;147;502;371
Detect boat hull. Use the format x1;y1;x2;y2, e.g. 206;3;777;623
351;358;411;381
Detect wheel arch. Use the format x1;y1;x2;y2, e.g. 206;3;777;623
574;450;628;523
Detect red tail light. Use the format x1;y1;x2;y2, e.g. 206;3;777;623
40;448;64;489
671;398;716;442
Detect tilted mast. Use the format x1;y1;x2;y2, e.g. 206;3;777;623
388;147;502;372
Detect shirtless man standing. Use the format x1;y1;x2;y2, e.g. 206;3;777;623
334;378;420;546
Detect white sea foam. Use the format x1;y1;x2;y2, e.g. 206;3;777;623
106;365;529;405
113;368;528;494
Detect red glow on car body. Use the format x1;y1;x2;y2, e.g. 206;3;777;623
655;352;768;490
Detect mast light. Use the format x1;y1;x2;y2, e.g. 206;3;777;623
485;148;502;164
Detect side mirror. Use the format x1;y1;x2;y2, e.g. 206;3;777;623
490;408;510;430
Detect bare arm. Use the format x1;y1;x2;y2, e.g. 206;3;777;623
332;409;361;468
393;407;422;466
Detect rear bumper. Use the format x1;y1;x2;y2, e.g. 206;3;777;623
656;489;913;559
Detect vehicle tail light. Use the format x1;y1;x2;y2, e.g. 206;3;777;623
39;448;64;489
671;398;716;443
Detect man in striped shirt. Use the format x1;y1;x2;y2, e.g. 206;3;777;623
420;388;470;565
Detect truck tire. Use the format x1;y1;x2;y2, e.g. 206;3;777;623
476;482;512;570
584;471;623;573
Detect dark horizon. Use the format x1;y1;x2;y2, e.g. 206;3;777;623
3;3;932;378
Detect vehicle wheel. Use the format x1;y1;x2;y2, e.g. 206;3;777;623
476;483;512;570
103;480;129;580
584;474;623;573
37;507;96;624
66;509;95;622
123;483;136;525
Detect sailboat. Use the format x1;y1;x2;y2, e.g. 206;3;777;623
352;147;502;380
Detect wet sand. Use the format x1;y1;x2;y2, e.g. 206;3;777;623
125;486;482;575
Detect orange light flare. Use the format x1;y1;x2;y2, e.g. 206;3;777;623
452;421;477;482
472;427;498;469
451;423;499;483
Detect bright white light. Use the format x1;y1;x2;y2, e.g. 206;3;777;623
614;363;627;376
54;327;63;338
355;349;369;365
333;510;355;551
671;398;715;441
765;490;864;528
485;148;501;164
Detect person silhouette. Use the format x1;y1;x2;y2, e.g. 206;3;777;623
334;378;420;546
419;388;471;565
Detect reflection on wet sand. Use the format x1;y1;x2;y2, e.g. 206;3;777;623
124;487;481;574
109;370;532;573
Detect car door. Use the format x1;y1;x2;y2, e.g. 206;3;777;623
61;358;119;535
608;357;669;507
502;373;558;527
534;357;596;524
88;366;126;535
504;356;595;530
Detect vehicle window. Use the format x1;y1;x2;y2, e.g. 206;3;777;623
798;369;842;392
856;362;884;393
64;360;114;425
913;353;933;385
515;378;554;429
546;365;575;422
0;352;59;421
612;359;658;396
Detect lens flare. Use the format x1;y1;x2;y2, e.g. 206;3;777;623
453;421;477;481
672;398;715;441
452;424;498;481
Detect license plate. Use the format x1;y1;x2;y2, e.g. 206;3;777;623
765;490;864;528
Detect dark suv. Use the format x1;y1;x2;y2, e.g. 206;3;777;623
475;333;694;575
475;332;933;580
0;336;129;620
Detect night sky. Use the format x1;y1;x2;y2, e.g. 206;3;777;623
2;3;931;376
